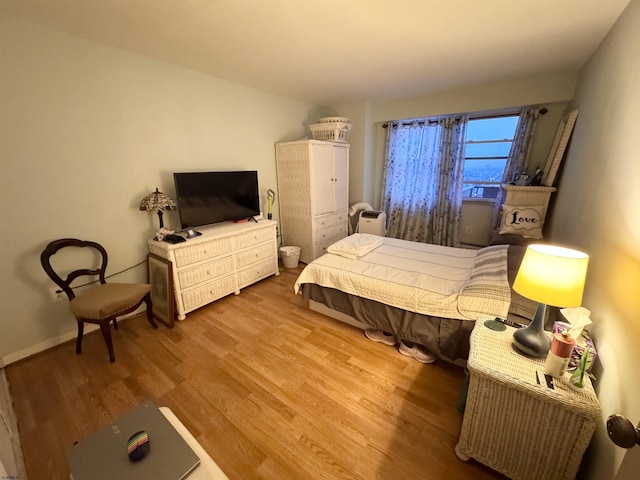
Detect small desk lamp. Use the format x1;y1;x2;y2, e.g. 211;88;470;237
512;244;589;357
139;188;176;228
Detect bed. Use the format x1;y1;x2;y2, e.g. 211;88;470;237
294;234;532;364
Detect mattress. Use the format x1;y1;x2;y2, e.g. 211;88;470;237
294;236;511;321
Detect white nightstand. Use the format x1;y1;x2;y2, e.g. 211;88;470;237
455;321;601;480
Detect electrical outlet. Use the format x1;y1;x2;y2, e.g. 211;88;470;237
48;285;65;302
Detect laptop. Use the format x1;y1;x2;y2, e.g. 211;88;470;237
67;400;200;480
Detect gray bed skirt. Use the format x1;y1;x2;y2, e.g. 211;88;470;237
302;283;475;363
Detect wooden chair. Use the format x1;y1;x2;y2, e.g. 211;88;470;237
40;238;157;362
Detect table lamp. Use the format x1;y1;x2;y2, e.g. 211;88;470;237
139;188;176;228
512;244;589;357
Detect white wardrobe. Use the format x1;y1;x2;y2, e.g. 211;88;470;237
275;139;349;264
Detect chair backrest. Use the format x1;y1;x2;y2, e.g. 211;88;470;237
40;239;109;301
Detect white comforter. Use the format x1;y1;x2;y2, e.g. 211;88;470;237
294;236;511;320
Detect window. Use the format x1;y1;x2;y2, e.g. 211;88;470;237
462;115;519;200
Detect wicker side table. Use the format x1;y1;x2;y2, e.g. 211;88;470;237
455;321;601;480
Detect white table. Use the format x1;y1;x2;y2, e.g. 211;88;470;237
455;321;601;480
159;407;229;480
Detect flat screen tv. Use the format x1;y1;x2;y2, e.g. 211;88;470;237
173;171;260;229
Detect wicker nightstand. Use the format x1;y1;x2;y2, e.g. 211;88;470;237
455;321;601;480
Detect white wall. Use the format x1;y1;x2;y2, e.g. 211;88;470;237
0;18;316;361
546;1;640;477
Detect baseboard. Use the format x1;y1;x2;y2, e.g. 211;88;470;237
1;325;99;366
1;305;146;366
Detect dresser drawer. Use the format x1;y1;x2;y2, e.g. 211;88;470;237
237;257;278;289
177;255;234;289
174;238;233;268
314;235;345;259
314;221;347;245
181;275;237;311
314;209;347;230
234;226;275;250
235;242;275;269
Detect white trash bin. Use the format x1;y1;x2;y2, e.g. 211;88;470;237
280;246;301;268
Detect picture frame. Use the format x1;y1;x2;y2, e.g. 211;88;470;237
147;253;175;327
542;109;579;187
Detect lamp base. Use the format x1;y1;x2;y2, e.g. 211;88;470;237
512;333;551;358
512;303;551;358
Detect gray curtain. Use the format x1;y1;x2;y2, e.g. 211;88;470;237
490;107;541;231
432;116;468;246
380;115;468;246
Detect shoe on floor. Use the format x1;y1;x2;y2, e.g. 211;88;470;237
398;340;437;364
364;329;397;346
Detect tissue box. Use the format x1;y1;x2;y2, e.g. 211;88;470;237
553;322;597;372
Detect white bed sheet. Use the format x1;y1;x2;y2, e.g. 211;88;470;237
294;237;510;321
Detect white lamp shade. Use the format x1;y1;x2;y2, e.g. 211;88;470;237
513;244;589;307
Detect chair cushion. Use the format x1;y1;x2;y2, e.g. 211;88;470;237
70;283;151;320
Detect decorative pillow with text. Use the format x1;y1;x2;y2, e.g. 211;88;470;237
499;204;545;239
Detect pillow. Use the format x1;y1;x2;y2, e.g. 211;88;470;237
499;204;545;239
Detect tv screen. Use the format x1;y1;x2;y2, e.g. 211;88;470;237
173;171;260;229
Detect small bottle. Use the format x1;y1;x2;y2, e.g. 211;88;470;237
544;330;575;378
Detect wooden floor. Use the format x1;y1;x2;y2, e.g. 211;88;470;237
7;264;506;480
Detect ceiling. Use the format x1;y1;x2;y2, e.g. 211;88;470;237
2;0;630;105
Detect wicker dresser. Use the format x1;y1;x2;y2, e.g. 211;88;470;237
456;321;601;480
148;220;278;320
275;139;349;264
